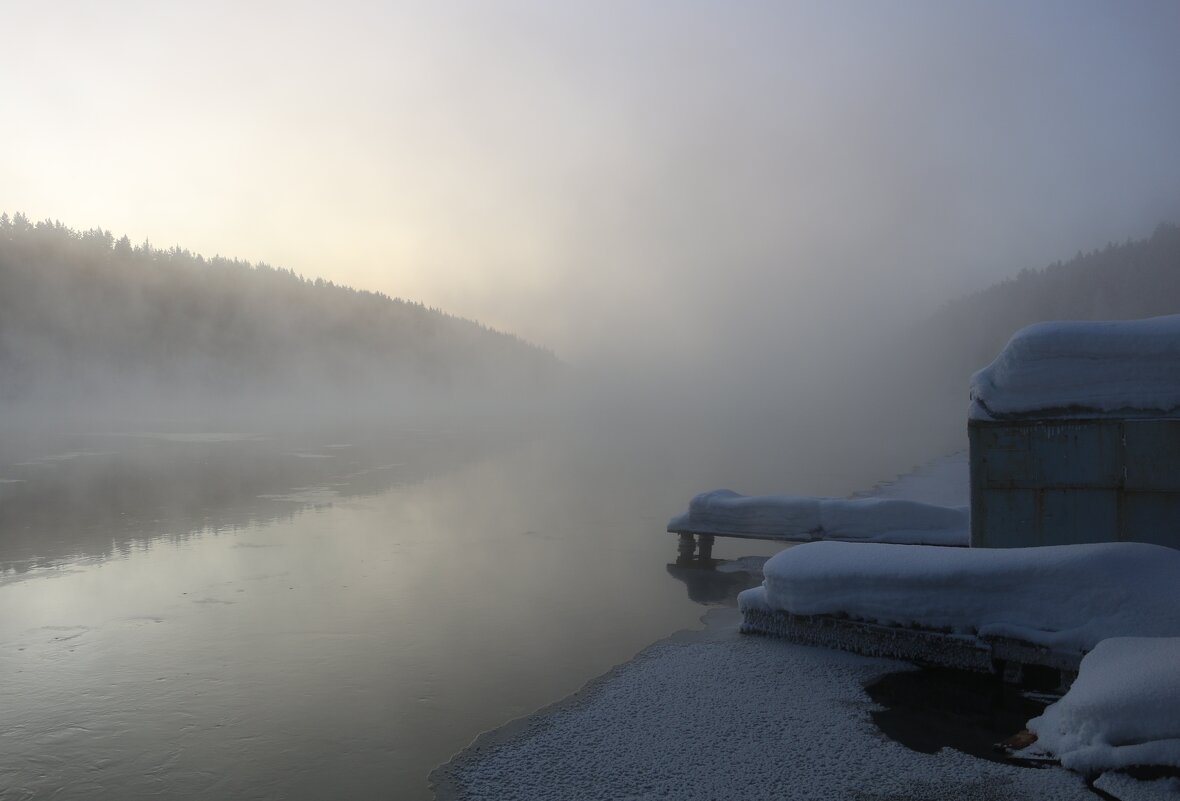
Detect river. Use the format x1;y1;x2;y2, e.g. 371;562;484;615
0;416;905;800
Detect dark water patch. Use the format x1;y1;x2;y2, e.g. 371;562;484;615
664;555;765;606
866;668;1052;766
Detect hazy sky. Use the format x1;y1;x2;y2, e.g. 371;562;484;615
5;0;1180;366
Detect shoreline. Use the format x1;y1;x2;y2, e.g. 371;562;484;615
429;605;1098;801
430;606;744;801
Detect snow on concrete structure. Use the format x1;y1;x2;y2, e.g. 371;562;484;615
969;315;1180;549
1026;637;1180;775
739;540;1180;679
969;315;1180;421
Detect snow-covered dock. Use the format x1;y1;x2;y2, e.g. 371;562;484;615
669;493;969;545
667;452;970;548
739;539;1180;688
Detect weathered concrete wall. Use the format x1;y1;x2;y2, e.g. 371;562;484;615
969;419;1180;549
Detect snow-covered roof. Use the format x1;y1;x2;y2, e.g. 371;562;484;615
969;315;1180;421
739;540;1180;653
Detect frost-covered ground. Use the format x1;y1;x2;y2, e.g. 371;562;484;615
433;610;1092;801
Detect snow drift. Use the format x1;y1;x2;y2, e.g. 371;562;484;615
1028;637;1180;774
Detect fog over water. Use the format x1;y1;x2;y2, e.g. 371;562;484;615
5;1;1180;374
4;2;1180;799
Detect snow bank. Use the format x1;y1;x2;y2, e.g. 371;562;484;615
1028;637;1180;774
970;315;1180;420
668;493;968;546
739;541;1180;653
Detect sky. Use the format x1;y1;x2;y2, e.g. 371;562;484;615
4;0;1180;368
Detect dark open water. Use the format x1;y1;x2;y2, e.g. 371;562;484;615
0;417;885;800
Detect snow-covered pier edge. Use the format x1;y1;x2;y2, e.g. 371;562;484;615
739;536;1180;695
739;607;1081;689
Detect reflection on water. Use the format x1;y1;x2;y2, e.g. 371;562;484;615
664;558;766;606
0;427;513;583
0;421;794;800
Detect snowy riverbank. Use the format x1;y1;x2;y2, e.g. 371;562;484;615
431;608;1094;801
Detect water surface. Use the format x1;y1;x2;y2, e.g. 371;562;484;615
0;419;867;800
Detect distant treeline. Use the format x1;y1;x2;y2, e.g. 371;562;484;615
873;221;1180;454
0;213;559;408
922;221;1180;374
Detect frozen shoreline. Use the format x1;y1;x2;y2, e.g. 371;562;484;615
431;608;1093;801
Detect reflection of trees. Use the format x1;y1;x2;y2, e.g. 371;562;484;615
0;427;521;581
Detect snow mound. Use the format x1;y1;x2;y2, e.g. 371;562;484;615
1028;637;1180;774
739;541;1180;653
669;492;968;546
969;315;1180;420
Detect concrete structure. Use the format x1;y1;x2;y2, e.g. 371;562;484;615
969;418;1180;549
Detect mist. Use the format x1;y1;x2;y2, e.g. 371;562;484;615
6;2;1180;493
8;4;1180;799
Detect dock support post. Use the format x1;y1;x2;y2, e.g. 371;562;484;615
697;534;714;560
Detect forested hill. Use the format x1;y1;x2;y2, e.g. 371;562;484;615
864;221;1180;458
920;221;1180;376
0;214;559;409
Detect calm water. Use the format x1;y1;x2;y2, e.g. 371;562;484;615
0;418;879;800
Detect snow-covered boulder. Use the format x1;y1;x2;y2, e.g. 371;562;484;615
739;540;1180;653
668;492;968;546
1028;637;1180;774
969;315;1180;421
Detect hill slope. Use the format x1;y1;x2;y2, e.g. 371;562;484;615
873;221;1180;457
0;214;559;411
